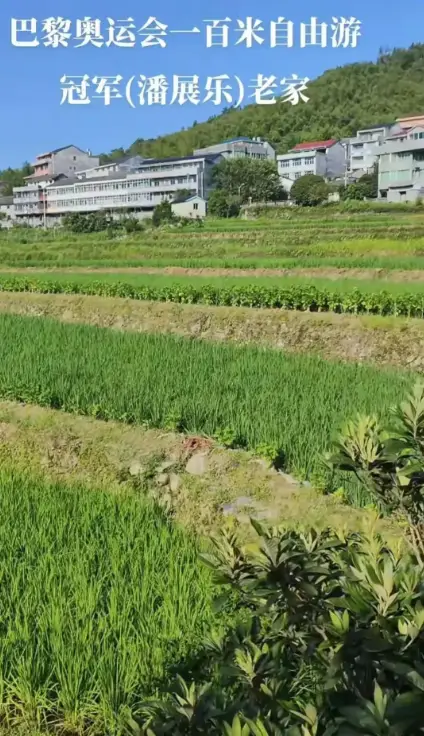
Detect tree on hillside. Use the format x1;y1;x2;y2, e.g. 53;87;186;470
212;158;283;203
290;174;329;206
0;162;33;195
98;45;424;162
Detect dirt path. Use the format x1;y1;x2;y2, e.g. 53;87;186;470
0;399;398;541
1;265;424;281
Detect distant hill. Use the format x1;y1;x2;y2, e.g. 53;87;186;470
101;44;424;161
4;44;424;191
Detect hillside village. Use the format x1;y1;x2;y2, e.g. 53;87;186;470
1;112;424;227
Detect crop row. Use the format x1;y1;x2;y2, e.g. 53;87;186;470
0;467;213;732
2;275;424;317
0;313;412;480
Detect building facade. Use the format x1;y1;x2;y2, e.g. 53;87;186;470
24;145;99;183
14;152;221;226
193;137;275;160
77;155;146;180
377;126;424;202
277;139;345;191
345;123;397;175
0;196;15;226
171;195;206;218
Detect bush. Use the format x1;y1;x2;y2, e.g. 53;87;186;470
208;189;240;218
62;211;118;233
140;521;424;735
326;381;424;564
121;216;145;233
291;175;330;206
152;200;175;227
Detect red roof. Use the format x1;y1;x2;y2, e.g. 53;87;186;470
291;139;337;152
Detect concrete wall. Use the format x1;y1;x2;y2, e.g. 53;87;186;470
194;139;275;160
325;142;346;179
387;187;424;203
378;139;424;194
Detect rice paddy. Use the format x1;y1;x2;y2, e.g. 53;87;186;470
0;467;214;733
0;207;423;732
0;312;413;477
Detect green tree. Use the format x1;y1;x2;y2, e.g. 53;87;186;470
208;190;241;218
212;159;282;203
0;162;33;195
358;166;379;198
173;189;193;203
97;46;424;162
290;174;329;206
152;199;175;226
62;211;117;233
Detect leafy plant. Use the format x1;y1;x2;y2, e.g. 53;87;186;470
137;522;424;735
2;275;424;319
326;382;424;565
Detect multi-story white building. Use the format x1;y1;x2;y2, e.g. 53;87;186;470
14;152;222;226
344;123;397;175
193;136;275;160
277;139;346;192
377;124;424;202
13;144;101;223
12;137;274;226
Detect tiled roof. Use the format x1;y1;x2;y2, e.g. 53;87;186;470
291;139;337;151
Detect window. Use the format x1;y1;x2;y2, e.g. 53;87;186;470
73;156;77;161
294;172;302;179
304;157;314;165
281;160;290;169
193;203;198;210
293;159;302;167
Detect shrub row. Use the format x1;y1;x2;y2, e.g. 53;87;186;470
2;276;424;318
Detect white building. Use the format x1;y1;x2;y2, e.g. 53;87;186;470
14;152;221;226
345;123;397;176
11;136;274;226
377;124;424;202
277;139;346;192
193;136;275;160
172;195;206;219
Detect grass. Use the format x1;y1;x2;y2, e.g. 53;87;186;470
0;466;214;733
0;312;413;479
1;233;424;269
1;291;423;370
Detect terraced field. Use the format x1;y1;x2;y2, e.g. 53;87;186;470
0;208;424;732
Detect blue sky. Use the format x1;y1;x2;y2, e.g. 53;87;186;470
1;0;423;168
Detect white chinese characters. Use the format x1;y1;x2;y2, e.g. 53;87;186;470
11;16;362;49
59;74;310;108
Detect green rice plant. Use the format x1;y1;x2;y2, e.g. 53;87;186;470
0;468;214;733
0;313;413;481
